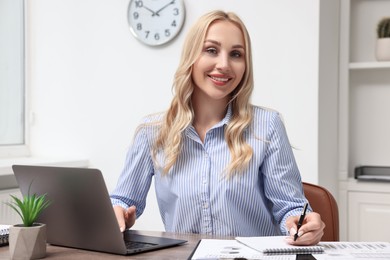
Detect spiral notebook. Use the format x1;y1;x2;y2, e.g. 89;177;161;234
235;236;324;255
0;225;11;247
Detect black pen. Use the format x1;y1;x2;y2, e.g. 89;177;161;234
294;202;308;241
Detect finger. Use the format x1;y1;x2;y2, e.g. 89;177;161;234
113;206;126;232
299;213;324;234
125;205;137;229
288;222;309;242
289;227;297;237
127;205;136;214
288;228;324;245
285;215;299;234
287;216;325;245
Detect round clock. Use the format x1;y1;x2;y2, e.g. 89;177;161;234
127;0;186;46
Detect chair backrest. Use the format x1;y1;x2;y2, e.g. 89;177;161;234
302;182;339;241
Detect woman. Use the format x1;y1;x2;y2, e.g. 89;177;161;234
110;10;324;245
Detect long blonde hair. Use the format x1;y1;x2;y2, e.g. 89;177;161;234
152;10;254;177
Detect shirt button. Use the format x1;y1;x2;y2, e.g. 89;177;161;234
203;203;209;209
202;179;207;184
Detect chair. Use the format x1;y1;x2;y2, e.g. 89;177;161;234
302;182;339;241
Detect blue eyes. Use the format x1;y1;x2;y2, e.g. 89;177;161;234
205;47;243;58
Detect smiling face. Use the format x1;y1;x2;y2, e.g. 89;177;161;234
191;20;246;105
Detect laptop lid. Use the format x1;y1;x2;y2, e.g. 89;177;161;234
12;165;186;255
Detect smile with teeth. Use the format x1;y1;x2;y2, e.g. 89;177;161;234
209;75;231;83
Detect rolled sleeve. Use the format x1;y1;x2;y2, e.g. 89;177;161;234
110;124;155;218
261;112;309;234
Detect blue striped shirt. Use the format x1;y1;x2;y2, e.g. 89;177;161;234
110;105;309;236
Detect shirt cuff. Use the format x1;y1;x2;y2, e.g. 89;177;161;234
110;198;129;210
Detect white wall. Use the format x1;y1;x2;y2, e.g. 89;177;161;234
27;0;335;231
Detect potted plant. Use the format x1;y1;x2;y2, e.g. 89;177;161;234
376;17;390;61
5;182;51;259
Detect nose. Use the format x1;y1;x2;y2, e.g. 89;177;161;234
216;53;230;72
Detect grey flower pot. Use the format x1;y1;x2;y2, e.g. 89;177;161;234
9;223;47;260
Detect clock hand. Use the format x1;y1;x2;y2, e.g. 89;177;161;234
154;0;175;16
142;5;159;16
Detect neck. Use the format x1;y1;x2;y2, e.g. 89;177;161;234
191;95;229;142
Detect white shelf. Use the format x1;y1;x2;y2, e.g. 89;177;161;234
341;178;390;193
349;61;390;70
0;157;89;176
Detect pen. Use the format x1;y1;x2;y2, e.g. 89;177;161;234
294;202;308;241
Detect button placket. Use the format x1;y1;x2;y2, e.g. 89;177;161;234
200;147;212;234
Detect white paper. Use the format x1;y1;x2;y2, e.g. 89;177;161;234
190;238;390;260
315;241;390;259
191;239;264;259
190;239;296;259
235;236;324;254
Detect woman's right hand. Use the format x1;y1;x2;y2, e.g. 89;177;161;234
113;205;137;232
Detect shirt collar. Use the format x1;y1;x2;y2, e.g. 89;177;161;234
215;103;232;128
185;103;233;139
195;103;233;130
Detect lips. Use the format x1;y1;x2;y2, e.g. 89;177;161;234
208;75;232;85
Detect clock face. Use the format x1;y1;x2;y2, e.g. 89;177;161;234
127;0;186;46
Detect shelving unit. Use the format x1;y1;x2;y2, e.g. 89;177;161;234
339;0;390;241
349;61;390;69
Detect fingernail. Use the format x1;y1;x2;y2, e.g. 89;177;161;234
290;227;297;235
120;226;125;232
298;230;304;237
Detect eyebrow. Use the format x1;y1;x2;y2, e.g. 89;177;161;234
204;39;245;50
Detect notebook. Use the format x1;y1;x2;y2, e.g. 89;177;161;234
12;165;187;255
235;236;324;255
0;225;10;247
188;239;264;259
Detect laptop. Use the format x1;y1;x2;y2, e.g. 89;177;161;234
12;165;187;255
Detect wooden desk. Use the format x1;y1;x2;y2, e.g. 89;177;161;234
0;230;229;259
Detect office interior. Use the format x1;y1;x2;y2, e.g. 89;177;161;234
1;0;390;243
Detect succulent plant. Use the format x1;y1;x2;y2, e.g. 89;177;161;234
5;182;51;227
377;17;390;38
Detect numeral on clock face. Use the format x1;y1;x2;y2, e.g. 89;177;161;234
128;0;185;46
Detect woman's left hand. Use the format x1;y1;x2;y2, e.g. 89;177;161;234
285;212;325;245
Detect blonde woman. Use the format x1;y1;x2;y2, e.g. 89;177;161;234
111;10;324;245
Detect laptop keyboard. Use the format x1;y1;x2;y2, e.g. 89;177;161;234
125;241;158;250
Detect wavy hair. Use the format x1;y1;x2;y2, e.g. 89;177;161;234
152;10;254;177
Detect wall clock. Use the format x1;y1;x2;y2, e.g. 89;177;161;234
127;0;186;46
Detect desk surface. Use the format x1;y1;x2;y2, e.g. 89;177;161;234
0;230;229;260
